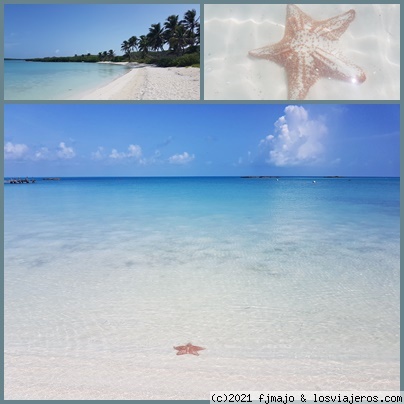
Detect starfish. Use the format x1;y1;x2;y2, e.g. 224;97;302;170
248;4;366;100
174;342;205;356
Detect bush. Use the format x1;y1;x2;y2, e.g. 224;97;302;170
175;53;200;67
155;57;177;67
134;52;200;68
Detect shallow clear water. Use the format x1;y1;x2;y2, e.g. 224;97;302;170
5;177;400;398
204;4;400;100
4;60;128;100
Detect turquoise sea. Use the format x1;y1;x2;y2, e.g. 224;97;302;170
5;177;400;399
4;60;128;100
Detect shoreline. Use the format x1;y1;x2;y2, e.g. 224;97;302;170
79;64;200;100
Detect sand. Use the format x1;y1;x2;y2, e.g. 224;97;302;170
5;353;399;400
80;64;200;100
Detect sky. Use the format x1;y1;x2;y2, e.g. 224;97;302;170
4;4;199;59
4;104;400;178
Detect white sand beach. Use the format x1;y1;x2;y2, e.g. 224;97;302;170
80;64;200;100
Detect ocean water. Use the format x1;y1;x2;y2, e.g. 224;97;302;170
5;177;399;399
4;60;129;100
204;4;400;100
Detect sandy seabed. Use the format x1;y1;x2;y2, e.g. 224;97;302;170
5;353;399;400
80;64;200;100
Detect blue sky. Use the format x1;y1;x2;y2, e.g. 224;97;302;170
4;104;399;177
4;4;199;59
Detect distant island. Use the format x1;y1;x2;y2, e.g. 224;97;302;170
24;9;199;68
241;176;346;179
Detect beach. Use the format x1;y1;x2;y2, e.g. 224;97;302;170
80;64;200;100
4;61;200;100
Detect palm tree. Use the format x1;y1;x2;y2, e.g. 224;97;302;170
138;35;150;58
164;14;179;49
128;36;138;53
102;51;108;61
121;40;131;61
108;49;115;61
195;23;200;45
169;24;190;56
98;51;103;61
180;9;200;48
181;9;199;35
147;22;165;51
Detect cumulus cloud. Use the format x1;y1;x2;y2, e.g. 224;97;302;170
168;151;195;165
109;144;142;160
138;149;162;166
34;147;50;160
4;142;28;160
91;146;105;161
127;144;142;158
109;149;126;159
57;142;75;159
260;105;327;166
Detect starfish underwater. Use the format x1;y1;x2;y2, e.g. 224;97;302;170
174;343;206;356
248;4;366;100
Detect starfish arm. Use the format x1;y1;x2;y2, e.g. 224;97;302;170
286;4;308;35
176;351;186;355
286;54;319;100
312;48;366;83
313;10;356;40
192;346;205;351
174;345;186;350
248;41;291;65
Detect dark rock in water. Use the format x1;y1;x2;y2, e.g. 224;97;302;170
5;177;35;184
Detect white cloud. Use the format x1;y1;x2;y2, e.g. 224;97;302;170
57;142;75;159
109;148;125;159
34;147;50;160
260;105;327;166
109;144;142;160
138;149;162;166
91;146;105;160
127;144;142;158
4;142;28;160
168;151;195;165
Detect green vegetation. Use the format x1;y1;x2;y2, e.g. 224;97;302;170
26;53;101;63
26;9;200;68
117;8;200;67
